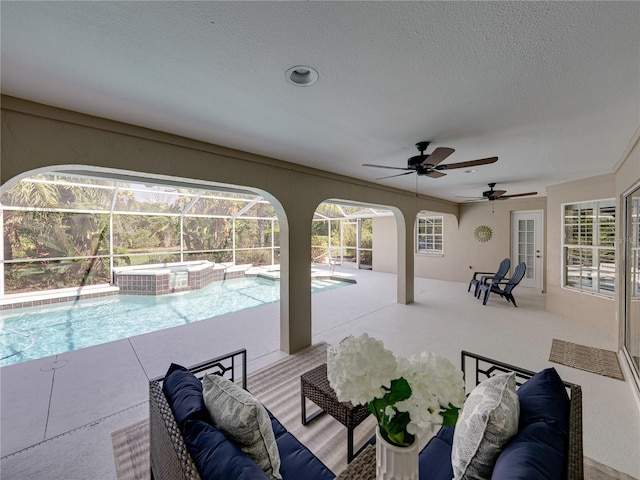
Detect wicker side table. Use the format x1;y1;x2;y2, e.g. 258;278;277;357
300;363;371;463
335;444;376;479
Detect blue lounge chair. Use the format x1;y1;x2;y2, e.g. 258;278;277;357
468;258;510;297
478;262;527;307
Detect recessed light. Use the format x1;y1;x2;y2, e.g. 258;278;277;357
465;169;477;173
285;65;318;86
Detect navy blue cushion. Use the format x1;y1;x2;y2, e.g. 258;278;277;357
491;421;567;480
267;409;288;439
162;363;210;428
517;367;570;434
434;425;454;445
418;426;455;480
183;419;270;480
277;432;335;480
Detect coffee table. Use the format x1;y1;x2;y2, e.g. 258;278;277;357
300;363;371;463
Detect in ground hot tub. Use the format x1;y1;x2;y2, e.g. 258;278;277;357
113;261;225;295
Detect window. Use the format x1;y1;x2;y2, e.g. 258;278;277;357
416;216;443;255
562;199;615;296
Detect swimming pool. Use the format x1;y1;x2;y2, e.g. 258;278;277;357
0;276;351;367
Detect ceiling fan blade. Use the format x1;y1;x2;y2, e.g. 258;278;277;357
498;191;538;199
491;190;507;198
425;170;446;178
436;156;498;170
376;171;416;180
421;147;454;166
362;163;412;171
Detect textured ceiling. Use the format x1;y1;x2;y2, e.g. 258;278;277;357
1;1;638;202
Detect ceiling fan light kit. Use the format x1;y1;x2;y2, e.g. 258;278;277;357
362;141;498;180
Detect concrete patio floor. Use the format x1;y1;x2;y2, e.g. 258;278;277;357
1;268;639;479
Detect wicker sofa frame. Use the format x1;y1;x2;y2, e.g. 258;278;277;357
149;348;247;480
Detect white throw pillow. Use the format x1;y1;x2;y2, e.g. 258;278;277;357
451;372;519;480
202;374;282;480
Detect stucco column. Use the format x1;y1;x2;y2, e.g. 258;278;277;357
395;210;414;305
277;202;314;354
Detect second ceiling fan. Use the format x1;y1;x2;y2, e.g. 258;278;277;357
363;141;498;179
462;183;538;201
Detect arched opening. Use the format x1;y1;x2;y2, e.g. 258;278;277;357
0;167;292;366
312;200;394;271
309;199;397;338
1;169;283;296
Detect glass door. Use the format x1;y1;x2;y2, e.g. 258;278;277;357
624;184;640;389
511;210;543;290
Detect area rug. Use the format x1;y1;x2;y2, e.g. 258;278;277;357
549;339;624;381
245;342;380;475
111;420;149;480
584;456;639;480
111;342;379;479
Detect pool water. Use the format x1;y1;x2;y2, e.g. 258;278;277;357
0;276;350;367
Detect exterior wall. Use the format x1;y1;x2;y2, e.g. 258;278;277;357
430;198;546;284
372;216;397;273
546;174;617;337
546;129;639;341
413;213;460;282
374;197;546;286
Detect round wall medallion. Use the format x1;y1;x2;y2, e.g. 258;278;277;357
474;225;493;242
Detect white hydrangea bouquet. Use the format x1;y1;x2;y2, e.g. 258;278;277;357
327;333;465;448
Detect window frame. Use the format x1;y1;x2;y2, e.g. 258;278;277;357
561;198;616;297
416;215;444;256
622;182;640;394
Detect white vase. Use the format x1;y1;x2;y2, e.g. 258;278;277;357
375;427;419;480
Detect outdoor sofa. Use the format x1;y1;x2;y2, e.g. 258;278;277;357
418;351;583;480
149;349;334;480
149;349;583;480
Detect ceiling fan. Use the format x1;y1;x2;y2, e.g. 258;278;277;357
461;183;538;201
363;141;498;180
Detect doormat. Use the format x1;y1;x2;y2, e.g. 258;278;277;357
549;339;624;381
